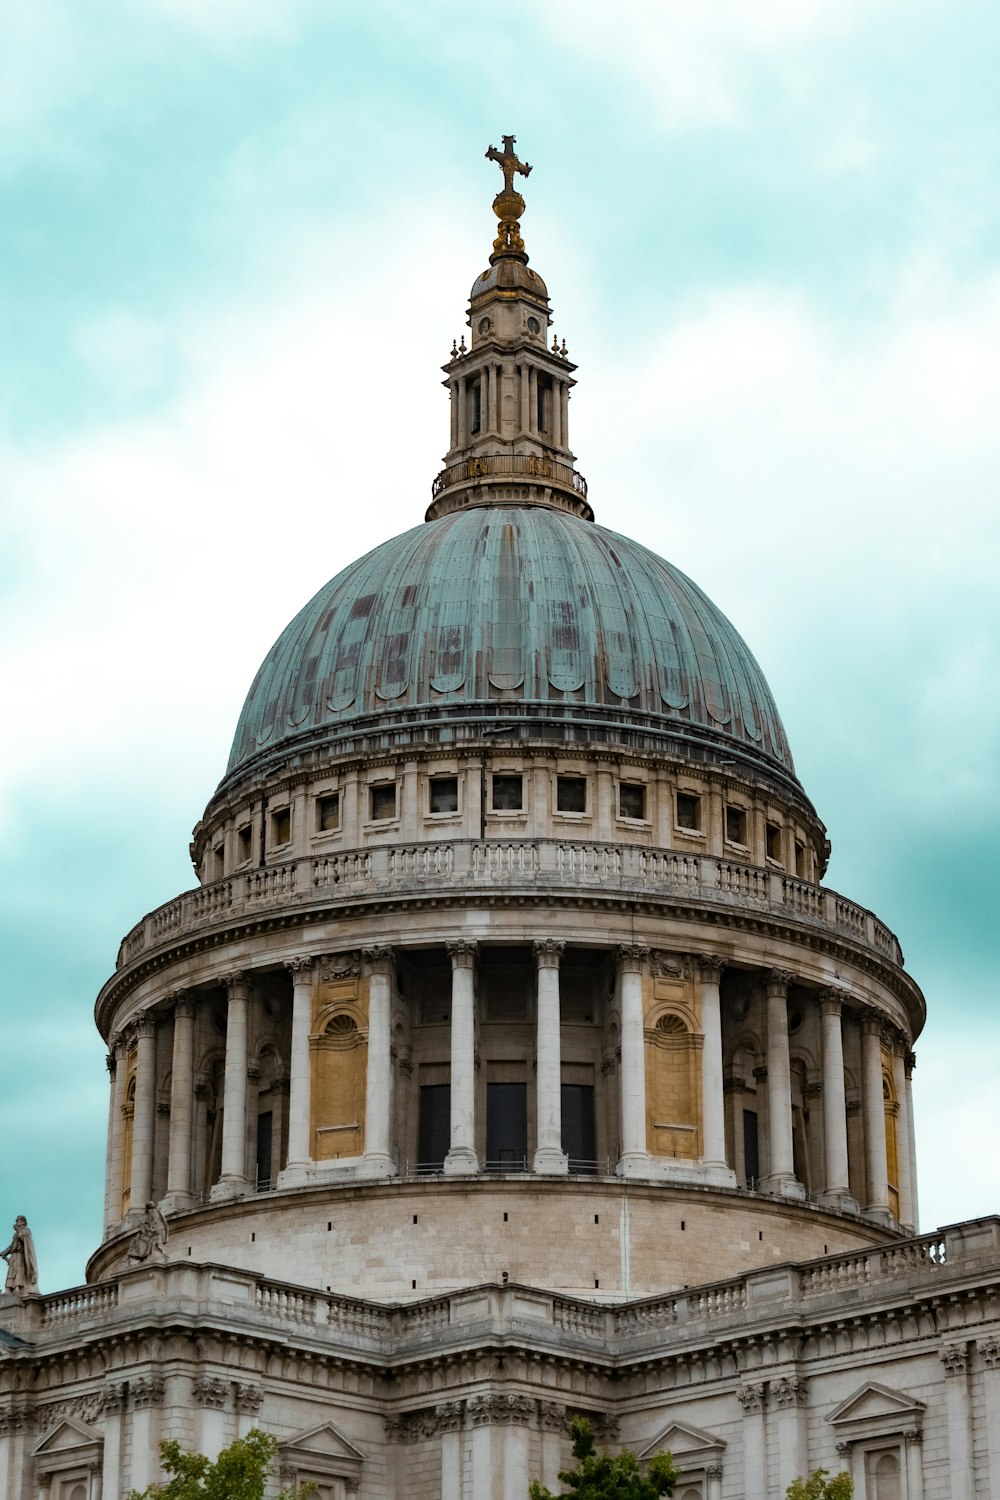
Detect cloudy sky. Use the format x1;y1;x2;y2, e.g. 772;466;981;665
2;0;998;1293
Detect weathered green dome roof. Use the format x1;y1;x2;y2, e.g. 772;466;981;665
226;505;794;779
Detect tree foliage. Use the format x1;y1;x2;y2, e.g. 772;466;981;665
786;1468;854;1500
127;1429;307;1500
529;1415;678;1499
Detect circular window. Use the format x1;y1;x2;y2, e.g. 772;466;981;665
731;991;751;1022
788;1009;804;1034
526;316;541;335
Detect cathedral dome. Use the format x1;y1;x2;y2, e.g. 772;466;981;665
225;503;794;780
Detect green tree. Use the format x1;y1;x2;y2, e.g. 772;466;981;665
127;1429;308;1500
529;1415;678;1499
786;1469;854;1500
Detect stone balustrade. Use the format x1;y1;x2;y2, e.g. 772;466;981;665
115;840;905;973
9;1219;996;1357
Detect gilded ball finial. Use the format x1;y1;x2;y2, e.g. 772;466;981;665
485;134;532;260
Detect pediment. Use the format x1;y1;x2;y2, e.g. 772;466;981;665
827;1382;925;1436
638;1419;725;1465
280;1420;366;1474
32;1417;103;1457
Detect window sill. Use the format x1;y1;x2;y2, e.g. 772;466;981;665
673;826;706;840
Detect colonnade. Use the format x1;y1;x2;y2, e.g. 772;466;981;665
104;949;918;1234
448;361;571;450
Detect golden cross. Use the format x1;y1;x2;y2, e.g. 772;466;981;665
485;135;532;193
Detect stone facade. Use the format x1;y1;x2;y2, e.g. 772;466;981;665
1;144;995;1499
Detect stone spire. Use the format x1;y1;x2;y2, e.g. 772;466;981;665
426;137;592;523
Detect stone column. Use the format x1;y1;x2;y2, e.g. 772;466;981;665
771;1376;808;1493
444;941;479;1174
940;1343;973;1500
363;945;395;1177
519;363;530;433
890;1037;914;1228
457;375;467;448
488;363;498;432
818;990;855;1210
162;995;196;1213
706;1465;723;1500
861;1015;890;1220
533;940;568;1175
212;973;251;1200
450;379;459;449
129;1013;159;1217
617;945;651;1177
278;957;315;1187
979;1337;1000;1500
560;382;570;449
762;971;802;1198
737;1383;768;1500
697;956;735;1185
529;367;538;435
552;380;562;447
905;1050;920;1229
105;1037;128;1233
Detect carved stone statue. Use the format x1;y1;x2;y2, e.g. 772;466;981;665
2;1215;39;1295
127;1202;168;1265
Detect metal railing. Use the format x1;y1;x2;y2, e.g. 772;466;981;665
431;452;588;499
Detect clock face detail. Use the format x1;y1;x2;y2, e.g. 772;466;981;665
526;316;541;336
478;317;492;336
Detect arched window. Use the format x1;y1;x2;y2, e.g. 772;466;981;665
647;1012;698;1160
883;1071;900;1218
865;1448;902;1500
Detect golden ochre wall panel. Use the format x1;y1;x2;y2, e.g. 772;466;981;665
310;975;367;1161
643;974;702;1161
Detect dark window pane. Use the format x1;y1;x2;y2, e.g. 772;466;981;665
743;1110;759;1189
725;805;747;845
492;774;523;811
676;792;700;830
237;824;253;862
418;1084;451;1170
619;783;645;820
562;1083;597;1173
765;822;782;862
486;1082;527;1170
271;808;291;846
255;1111;273;1190
430;777;459;814
371;784;397;821
317;794;340;832
557;776;587;813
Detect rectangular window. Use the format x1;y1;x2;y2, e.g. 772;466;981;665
562;1083;597;1174
536;373;552;433
743;1110;759;1189
370;783;397;821
429;776;459;814
417;1084;451;1171
491;773;523;811
486;1082;528;1171
212;844;225;879
317;793;340;833
765;822;782;863
619;782;646;820
725;805;747;846
237;824;253;863
470;379;482;435
676;792;701;831
795;839;806;878
255;1111;273;1191
556;775;587;813
270;807;291;847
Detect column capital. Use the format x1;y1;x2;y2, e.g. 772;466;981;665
226;971;250;1001
818;988;847;1018
736;1382;767;1413
940;1342;969;1376
172;993;196;1021
978;1335;1000;1369
134;1011;157;1041
533;938;565;968
771;1374;808;1408
764;969;794;998
617;944;650;975
106;1051;116;1073
446;940;478;970
363;945;395;977
285;956;315;984
860;1012;884;1039
696;954;727;984
905;1050;917;1075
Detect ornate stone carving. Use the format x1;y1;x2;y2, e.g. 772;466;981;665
130;1375;165;1408
134;1011;158;1040
707;1465;724;1480
616;944;650;974
940;1342;969;1375
435;1400;465;1432
193;1375;229;1409
286;956;315;983
2;1214;39;1295
533;939;565;967
226;971;250;1001
835;1441;851;1456
979;1336;1000;1369
127;1202;168;1265
100;1384;128;1415
363;945;395;975
318;952;361;981
695;954;726;984
903;1428;923;1445
538;1400;566;1432
764;970;793;997
467;1393;534;1426
772;1375;808;1408
737;1382;766;1413
447;940;478;969
172;993;196;1020
818;989;846;1017
234;1382;263;1414
0;1404;32;1436
905;1051;917;1075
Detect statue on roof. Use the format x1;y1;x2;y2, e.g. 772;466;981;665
2;1215;39;1296
128;1201;168;1265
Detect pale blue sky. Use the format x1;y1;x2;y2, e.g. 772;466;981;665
2;0;998;1291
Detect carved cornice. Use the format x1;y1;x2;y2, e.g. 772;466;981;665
533;939;565;968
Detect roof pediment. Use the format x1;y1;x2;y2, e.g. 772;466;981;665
638;1418;725;1466
32;1417;103;1456
827;1381;925;1440
280;1420;366;1476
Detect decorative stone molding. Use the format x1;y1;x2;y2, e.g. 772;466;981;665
835;1441;851;1457
100;1384;128;1416
173;994;196;1020
538;1400;566;1432
134;1012;157;1040
318;952;361;982
105;1051;116;1074
0;1404;32;1436
435;1400;465;1433
192;1375;228;1409
362;945;394;976
446;939;478;969
467;1393;534;1427
818;989;846;1018
130;1375;165;1408
384;1408;441;1444
286;956;315;982
772;1376;808;1408
650;950;692;980
764;970;793;998
707;1465;724;1481
235;1382;263;1414
226;972;250;1002
905;1051;917;1075
903;1428;923;1445
979;1336;1000;1369
737;1382;767;1413
533;938;565;967
940;1343;969;1376
617;944;650;974
695;955;726;984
